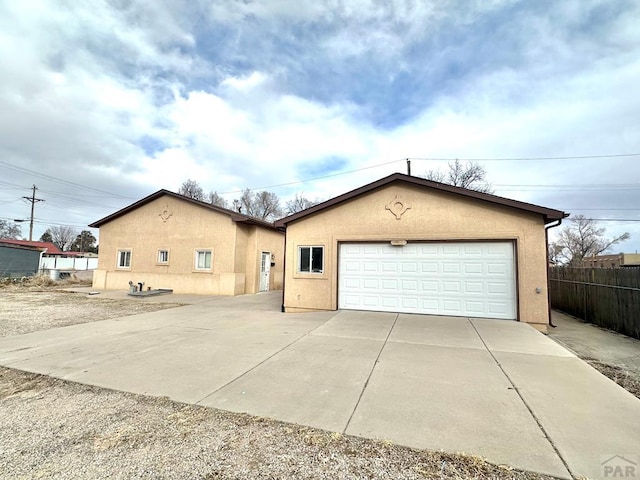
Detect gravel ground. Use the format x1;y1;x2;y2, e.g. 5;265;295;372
0;285;560;479
0;289;184;337
0;368;558;480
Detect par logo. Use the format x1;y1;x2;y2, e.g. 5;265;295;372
601;455;638;478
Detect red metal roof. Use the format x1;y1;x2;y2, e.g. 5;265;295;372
0;239;63;254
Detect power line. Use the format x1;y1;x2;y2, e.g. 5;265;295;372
3;152;640;200
0;216;95;229
408;153;640;162
494;184;640;188
572;218;640;222
218;158;404;194
0;160;133;199
219;154;640;194
0;179;30;189
40;189;137;199
39;191;126;211
33;218;96;228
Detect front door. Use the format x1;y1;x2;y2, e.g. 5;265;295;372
259;252;271;292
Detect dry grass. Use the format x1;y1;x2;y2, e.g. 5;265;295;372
0;367;559;480
585;359;640;400
0;273;92;290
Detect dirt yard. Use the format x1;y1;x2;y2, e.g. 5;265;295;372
0;287;559;479
0;288;184;337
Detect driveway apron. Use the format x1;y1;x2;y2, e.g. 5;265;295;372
1;291;639;479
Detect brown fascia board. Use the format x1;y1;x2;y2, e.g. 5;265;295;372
88;189;280;231
274;172;568;227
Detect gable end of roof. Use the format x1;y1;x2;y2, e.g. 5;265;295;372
88;190;280;230
274;173;568;227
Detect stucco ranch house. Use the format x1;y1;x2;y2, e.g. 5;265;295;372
275;173;567;332
90;174;566;332
89;190;284;295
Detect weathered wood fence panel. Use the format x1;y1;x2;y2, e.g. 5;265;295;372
549;267;640;339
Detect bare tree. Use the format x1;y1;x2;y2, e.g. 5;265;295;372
44;226;78;251
238;189;283;221
0;220;22;239
208;191;228;208
424;160;493;193
550;215;630;266
285;193;318;215
178;179;205;201
548;243;564;266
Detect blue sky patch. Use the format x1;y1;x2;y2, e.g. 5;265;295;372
297;157;349;178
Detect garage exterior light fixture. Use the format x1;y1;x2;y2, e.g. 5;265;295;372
390;240;407;246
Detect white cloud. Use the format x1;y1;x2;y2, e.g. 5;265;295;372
0;0;639;249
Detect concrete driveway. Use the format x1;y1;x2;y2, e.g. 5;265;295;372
1;291;639;480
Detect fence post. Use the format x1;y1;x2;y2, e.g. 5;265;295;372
583;267;587;322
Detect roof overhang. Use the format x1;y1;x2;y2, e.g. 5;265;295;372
274;173;568;228
89;189;281;231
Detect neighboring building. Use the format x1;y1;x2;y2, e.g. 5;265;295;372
48;251;98;258
582;253;640;268
275;173;567;332
40;251;99;273
0;239;98;273
0;239;62;254
89;190;284;295
0;241;44;278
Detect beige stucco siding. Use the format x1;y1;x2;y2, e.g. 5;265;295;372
256;228;285;291
283;184;550;328
93;195;283;295
239;226;285;293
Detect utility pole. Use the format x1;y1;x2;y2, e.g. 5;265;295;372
23;185;44;241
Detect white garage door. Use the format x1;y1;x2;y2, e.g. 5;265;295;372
339;242;516;320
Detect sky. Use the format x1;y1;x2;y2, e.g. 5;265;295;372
0;0;639;251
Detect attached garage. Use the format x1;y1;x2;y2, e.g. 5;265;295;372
338;242;516;319
275;173;567;331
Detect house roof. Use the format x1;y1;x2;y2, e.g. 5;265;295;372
88;189;281;230
46;250;95;257
0;239;62;253
274;173;568;227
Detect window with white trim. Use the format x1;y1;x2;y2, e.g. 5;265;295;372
117;250;131;268
298;246;323;273
157;250;169;264
195;249;212;270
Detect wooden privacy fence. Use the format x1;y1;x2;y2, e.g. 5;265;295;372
549;267;640;339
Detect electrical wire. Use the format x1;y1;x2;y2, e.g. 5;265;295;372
217;158;404;194
3;153;640;199
408;153;640;162
0;160;133;199
3;154;640;227
570;218;640;222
